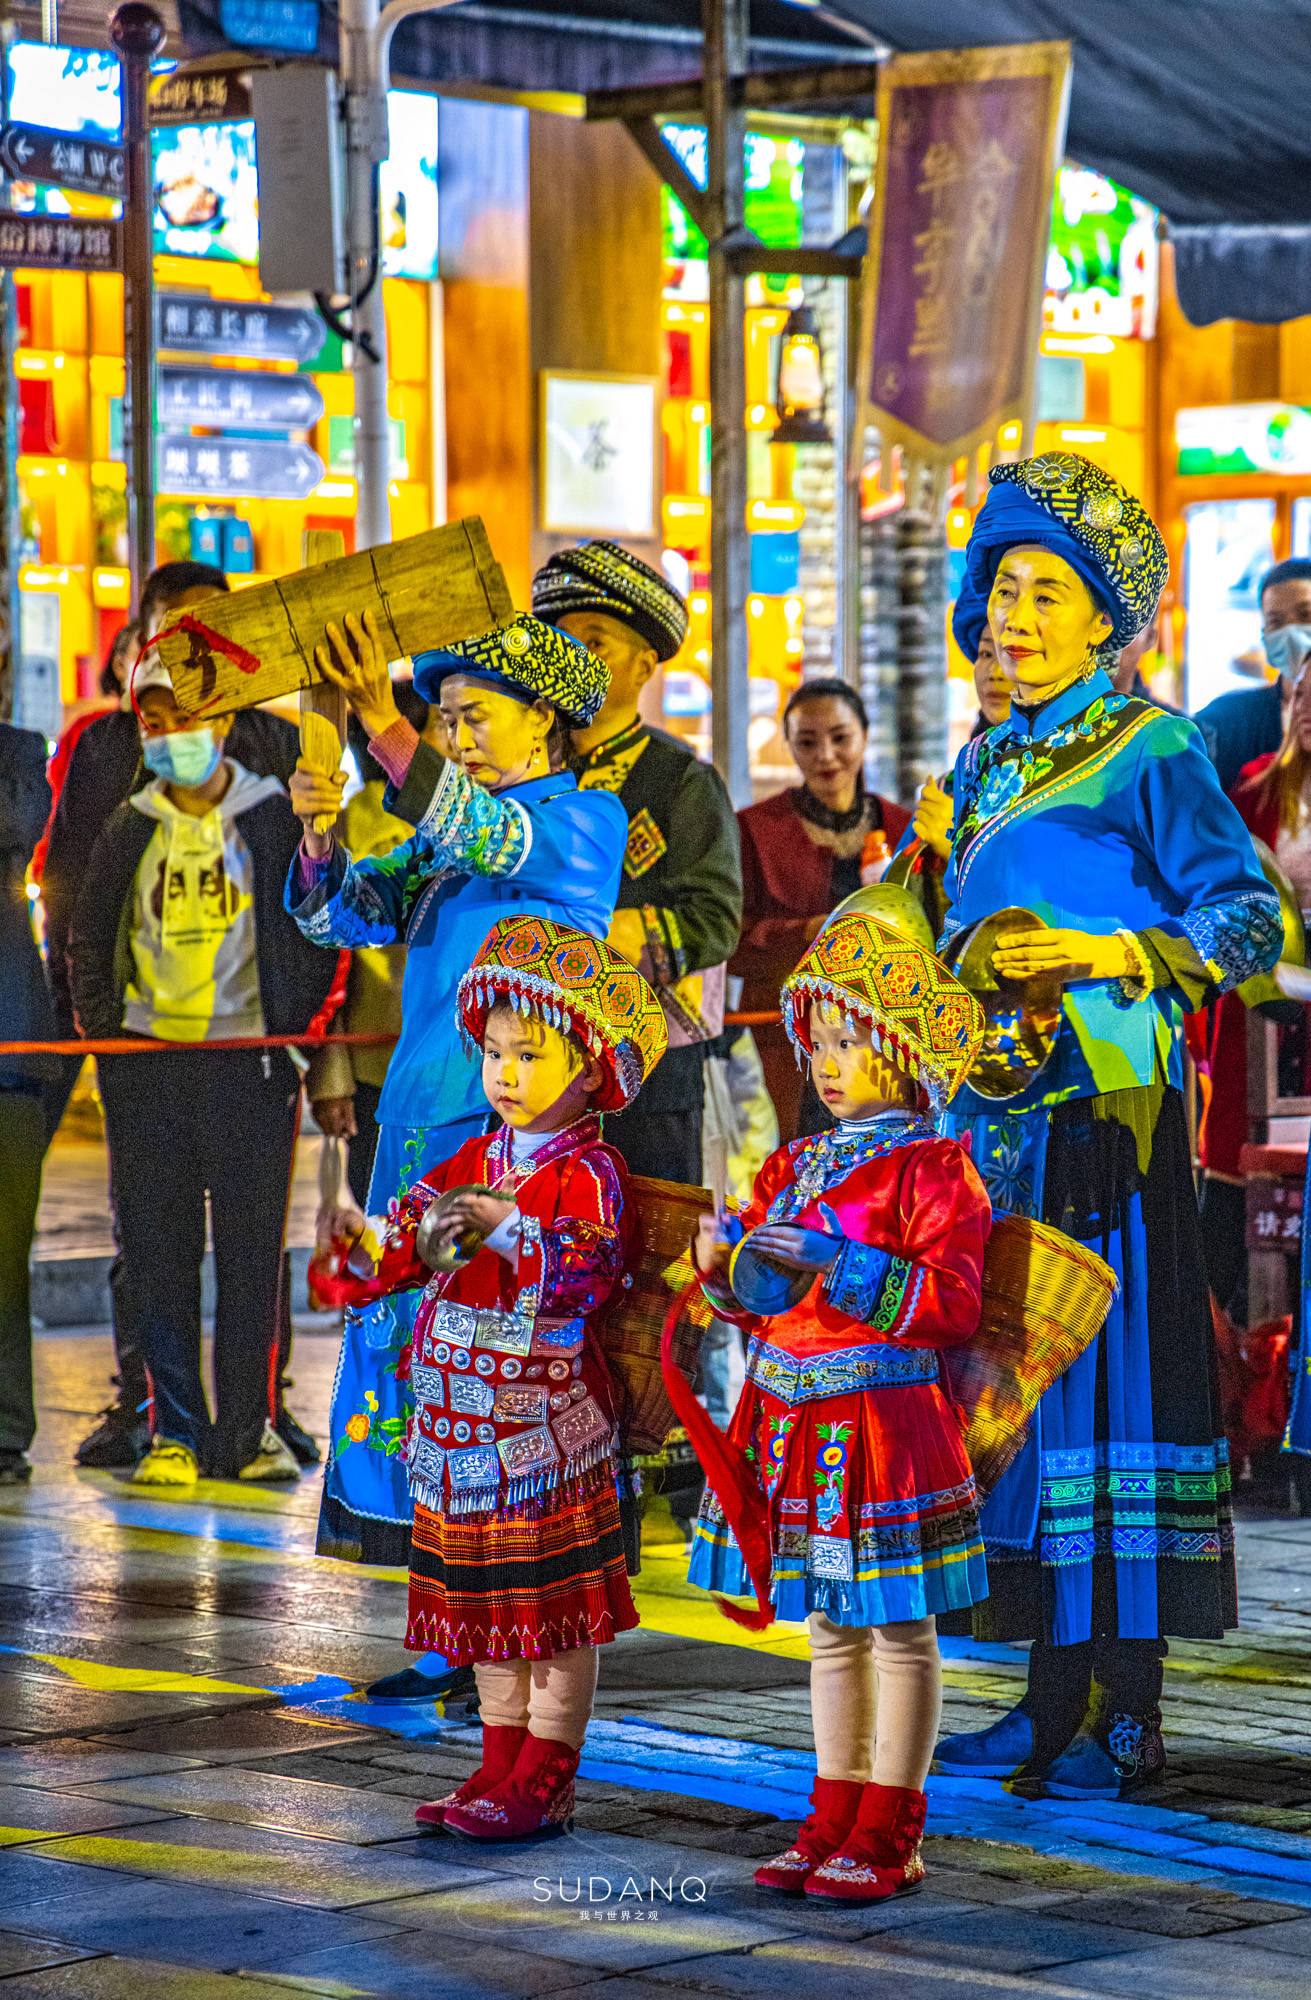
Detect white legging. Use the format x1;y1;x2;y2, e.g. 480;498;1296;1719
809;1611;942;1789
473;1644;600;1751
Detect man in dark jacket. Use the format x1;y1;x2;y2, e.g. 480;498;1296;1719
0;723;58;1483
1194;558;1311;791
69;657;337;1485
42;561;299;1468
534;540;742;1184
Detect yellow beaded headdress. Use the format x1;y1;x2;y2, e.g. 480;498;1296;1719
781;913;985;1109
458;916;668;1111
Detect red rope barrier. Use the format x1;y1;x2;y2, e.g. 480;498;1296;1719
0;1014;780;1057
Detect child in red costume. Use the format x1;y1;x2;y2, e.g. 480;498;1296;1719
685;911;989;1903
370;913;666;1841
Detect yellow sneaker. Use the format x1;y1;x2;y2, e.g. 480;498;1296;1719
130;1439;199;1487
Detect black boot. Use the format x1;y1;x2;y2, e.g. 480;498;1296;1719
936;1642;1093;1780
1041;1638;1167;1799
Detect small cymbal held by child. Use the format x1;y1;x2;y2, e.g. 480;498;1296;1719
368;914;666;1841
683;913;991;1904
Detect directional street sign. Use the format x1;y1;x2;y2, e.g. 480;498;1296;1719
159;367;326;432
0;215;121;273
158;434;325;500
0;123;125;198
156;292;327;365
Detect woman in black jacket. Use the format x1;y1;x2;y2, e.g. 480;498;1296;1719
69;667;338;1486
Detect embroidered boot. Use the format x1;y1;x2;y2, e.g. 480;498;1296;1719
443;1732;580;1840
804;1782;927;1903
1042;1639;1167;1800
754;1777;865;1893
414;1723;528;1829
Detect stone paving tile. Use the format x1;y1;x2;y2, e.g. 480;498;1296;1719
0;1783;177;1845
0;1955;351;1999
1230;1915;1311;1955
856;1906;1170;1974
30;1815;497;1908
633;1939;1112;1998
0;1741;208;1787
256;1929;614;2000
0;1875;410;1973
73;1765;438;1844
1058;1933;1311;1997
80;1710;375;1762
0;1678;270;1740
344;1874;797;1972
0;1933;102;1979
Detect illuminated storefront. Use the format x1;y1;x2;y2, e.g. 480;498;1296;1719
6;39;440;718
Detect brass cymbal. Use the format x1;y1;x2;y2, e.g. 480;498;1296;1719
942;906;1063;1100
821;880;936;953
415;1183;497;1274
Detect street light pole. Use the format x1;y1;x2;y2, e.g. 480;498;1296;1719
704;0;751;807
338;0;461;551
109;1;165;608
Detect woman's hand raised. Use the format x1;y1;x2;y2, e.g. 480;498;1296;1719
313;610;401;738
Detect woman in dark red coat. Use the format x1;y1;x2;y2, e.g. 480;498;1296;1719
732;679;909;1139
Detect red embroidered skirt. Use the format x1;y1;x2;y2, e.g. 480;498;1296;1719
406;1457;639;1664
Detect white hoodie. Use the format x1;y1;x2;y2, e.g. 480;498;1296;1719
124;760;284;1043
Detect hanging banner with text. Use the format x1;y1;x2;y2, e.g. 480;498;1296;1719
856;41;1070;469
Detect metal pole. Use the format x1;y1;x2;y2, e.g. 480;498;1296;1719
109;2;164;609
340;0;390;550
704;0;751;806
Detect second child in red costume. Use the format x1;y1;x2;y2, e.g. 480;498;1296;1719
366;915;667;1840
684;913;989;1903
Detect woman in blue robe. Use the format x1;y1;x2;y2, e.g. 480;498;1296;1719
285;614;625;1585
933;453;1282;1800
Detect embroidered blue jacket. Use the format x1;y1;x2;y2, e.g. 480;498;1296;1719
941;670;1281;1103
286;744;625;1130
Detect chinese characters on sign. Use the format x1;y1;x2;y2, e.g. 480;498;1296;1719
0;122;125;197
149;68;253;126
857;41;1071;463
159;367;325;432
1246;1178;1304;1255
0;215;120;272
155;292;326;364
157;436;324;501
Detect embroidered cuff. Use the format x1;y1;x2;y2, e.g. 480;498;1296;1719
823;1236;892;1321
1114;928;1155;1006
369;716;420;787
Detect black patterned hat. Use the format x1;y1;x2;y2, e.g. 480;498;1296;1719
533;541;689;662
412;614;609;727
966;453;1168;648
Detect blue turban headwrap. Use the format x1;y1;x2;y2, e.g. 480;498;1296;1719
412;613;608;728
951;573;990;662
964;452;1168;651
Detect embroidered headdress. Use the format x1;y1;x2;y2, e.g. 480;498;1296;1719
965;452;1168;652
412;613;609;727
533;541;689;662
781;912;985;1109
458;915;668;1111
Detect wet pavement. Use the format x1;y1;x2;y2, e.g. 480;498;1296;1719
5;1326;1311;1997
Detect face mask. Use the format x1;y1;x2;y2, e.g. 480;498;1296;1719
1263;625;1311;678
141;727;223;788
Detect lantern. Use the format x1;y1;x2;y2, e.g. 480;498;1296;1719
771;304;832;446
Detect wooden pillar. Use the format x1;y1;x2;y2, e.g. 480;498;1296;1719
704;0;751;806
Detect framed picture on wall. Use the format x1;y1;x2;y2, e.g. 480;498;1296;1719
540;370;659;537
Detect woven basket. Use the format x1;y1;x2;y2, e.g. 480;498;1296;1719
596;1174;714;1454
944;1212;1119;1496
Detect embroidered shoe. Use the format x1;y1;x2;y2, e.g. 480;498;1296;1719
415;1723;528;1829
805;1782;927;1904
933;1705;1037;1778
443;1732;580;1841
130;1439;199;1487
1041;1714;1166;1801
754;1777;864;1893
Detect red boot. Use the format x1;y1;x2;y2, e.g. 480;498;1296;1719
804;1782;927;1903
414;1724;528;1829
754;1777;865;1893
443;1732;580;1840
